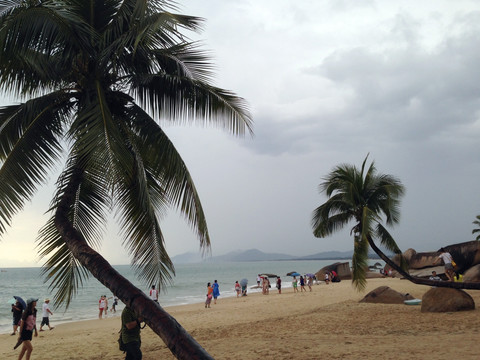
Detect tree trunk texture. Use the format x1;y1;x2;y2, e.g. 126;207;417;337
54;169;214;359
367;237;480;290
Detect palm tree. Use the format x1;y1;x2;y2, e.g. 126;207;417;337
312;156;480;291
0;1;252;358
472;215;480;241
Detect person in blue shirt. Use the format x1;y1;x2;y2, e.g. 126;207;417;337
212;280;220;304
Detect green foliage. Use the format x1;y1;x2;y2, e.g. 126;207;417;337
0;0;252;307
312;155;405;290
473;215;480;241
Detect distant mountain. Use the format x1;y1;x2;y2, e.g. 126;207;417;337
171;248;388;264
208;249;296;262
296;250;354;260
170;252;203;264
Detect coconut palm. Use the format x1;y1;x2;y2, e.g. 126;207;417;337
312;156;480;291
0;1;251;358
472;215;480;241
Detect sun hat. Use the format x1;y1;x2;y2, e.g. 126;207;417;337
27;298;38;304
44;298;50;302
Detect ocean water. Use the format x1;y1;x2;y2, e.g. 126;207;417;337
0;259;380;334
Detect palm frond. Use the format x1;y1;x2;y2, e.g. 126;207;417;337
0;94;69;236
127;103;211;249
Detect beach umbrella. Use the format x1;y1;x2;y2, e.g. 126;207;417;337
14;295;26;310
288;272;301;277
239;278;248;287
306;273;315;278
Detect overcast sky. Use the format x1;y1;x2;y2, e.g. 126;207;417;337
1;1;480;267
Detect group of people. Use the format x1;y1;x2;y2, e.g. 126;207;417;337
98;294;120;318
234;280;248;297
205;280;220;308
323;270;340;284
291;275;314;292
11;297;54;360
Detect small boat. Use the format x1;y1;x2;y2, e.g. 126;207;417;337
404;299;421;305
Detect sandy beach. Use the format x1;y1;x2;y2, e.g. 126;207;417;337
1;278;480;359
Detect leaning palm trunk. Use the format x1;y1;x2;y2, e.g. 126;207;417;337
367;237;480;290
54;170;214;360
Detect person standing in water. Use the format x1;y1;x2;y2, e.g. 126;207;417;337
98;295;107;319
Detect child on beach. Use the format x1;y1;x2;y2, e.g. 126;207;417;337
205;283;213;308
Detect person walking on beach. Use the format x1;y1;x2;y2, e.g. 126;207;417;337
104;295;109;316
39;298;54;331
433;248;455;282
299;276;307;292
324;272;330;284
276;276;282;294
307;276;313;291
212;280;220;304
121;306;143;360
11;300;23;335
149;285;158;303
205;282;213;308
257;274;261;287
292;276;298;293
15;298;38;360
99;295;107;319
110;296;119;313
235;281;241;297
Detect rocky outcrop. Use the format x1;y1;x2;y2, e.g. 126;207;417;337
315;262;351;280
390;241;480;280
421;288;475;312
463;264;480;282
360;286;414;304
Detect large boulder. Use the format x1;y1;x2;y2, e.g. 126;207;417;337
463;264;480;282
315;262;351;280
398;241;480;273
421;288;475;312
393;248;437;270
360;286;414;304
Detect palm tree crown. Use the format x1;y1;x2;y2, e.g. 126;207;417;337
312;155;406;290
0;0;252;304
473;215;480;241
